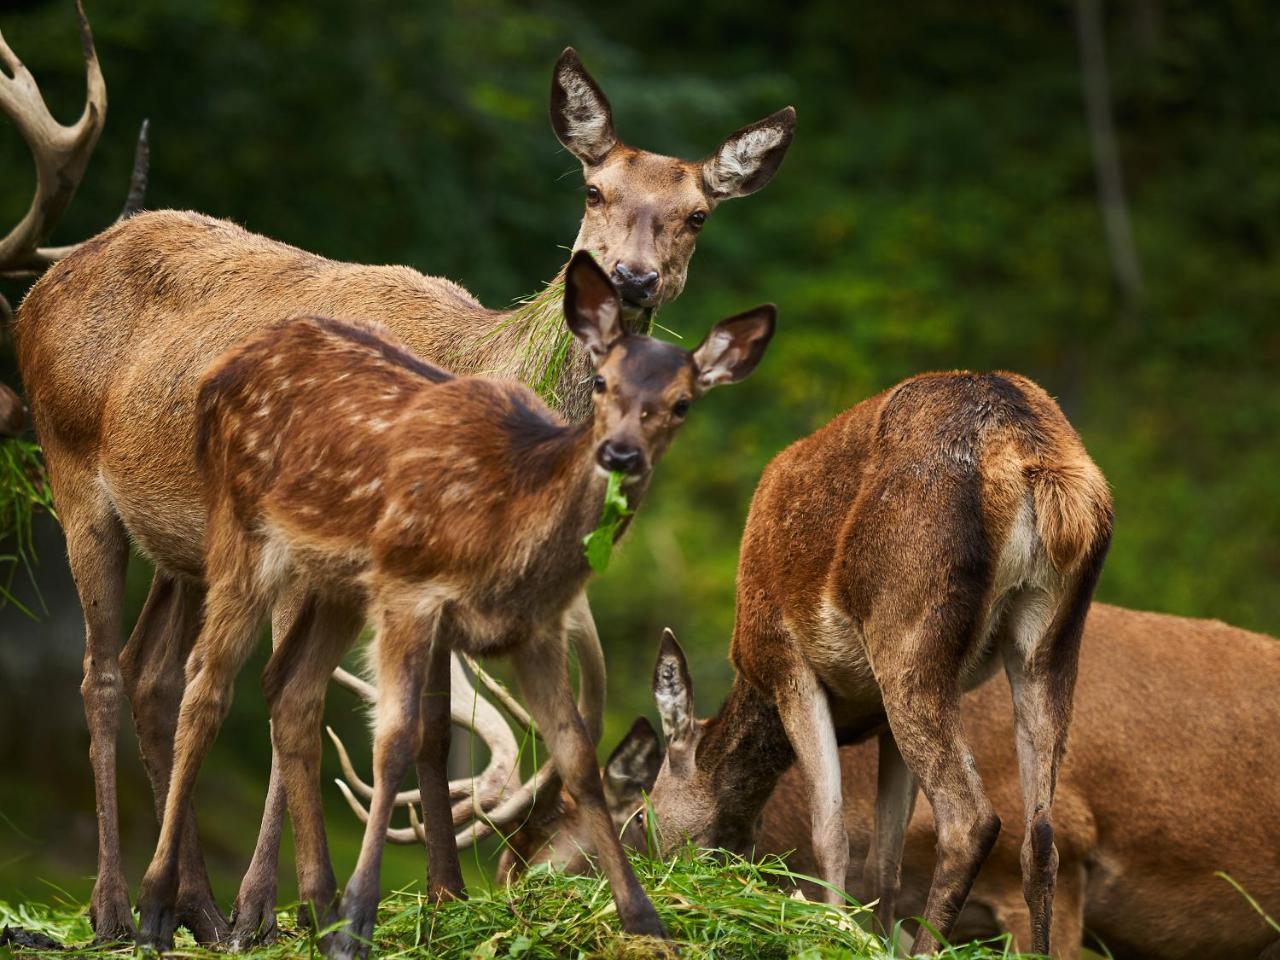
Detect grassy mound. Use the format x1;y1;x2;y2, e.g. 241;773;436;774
0;851;1033;959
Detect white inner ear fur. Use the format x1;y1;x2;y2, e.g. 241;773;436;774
706;125;785;195
654;659;692;742
558;68;614;153
579;300;622;360
693;328;740;388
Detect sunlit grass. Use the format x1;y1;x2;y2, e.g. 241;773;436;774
0;437;54;617
0;849;1037;959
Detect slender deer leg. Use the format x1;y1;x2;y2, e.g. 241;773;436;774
415;624;464;902
56;484;132;942
231;585;317;948
136;560;271;951
264;595;364;937
120;573;230;944
1001;582;1091;956
863;730;918;939
564;593;606;744
332;608;431;960
877;620;1001;956
775;664;849;907
510;630;667;939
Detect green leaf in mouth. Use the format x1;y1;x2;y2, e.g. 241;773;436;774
582;470;634;574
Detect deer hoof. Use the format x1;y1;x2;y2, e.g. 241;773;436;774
177;891;231;945
89;878;136;944
228;892;279;950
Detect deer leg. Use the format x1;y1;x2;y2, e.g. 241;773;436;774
332;609;431;960
510;630;667;939
120;572;230;944
1000;585;1088;957
58;489;132;942
415;627;465;902
775;665;850;908
231;585;317;948
264;595;363;939
878;633;1000;955
136;565;270;951
863;730;918;940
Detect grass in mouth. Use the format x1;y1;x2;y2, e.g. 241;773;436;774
0;437;55;616
583;470;633;574
0;849;1040;959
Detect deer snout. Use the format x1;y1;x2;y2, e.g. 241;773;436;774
611;262;660;306
597;439;646;476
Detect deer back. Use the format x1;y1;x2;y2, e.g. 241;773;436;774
197;314;600;647
731;370;1113;702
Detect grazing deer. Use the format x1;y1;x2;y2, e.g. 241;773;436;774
10;27;794;944
638;372;1111;955
487;605;1280;959
133;251;775;956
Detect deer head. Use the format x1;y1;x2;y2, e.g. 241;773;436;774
551;48;795;315
564;250;776;484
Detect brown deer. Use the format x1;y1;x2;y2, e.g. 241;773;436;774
9;27;794;944
133;251;775;956
636;371;1111;955
485;604;1280;959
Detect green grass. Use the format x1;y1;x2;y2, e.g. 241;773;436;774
0;850;1034;959
0;437;54;616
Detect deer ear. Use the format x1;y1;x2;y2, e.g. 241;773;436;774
692;304;776;391
653;628;696;745
564;250;624;363
702;106;796;200
550;48;618;166
603;717;663;811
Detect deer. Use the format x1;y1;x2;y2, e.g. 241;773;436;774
476;603;1280;959
628;371;1113;956
132;250;776;956
7;15;795;944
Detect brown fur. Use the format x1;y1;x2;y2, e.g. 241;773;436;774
11;47;793;945
132;252;775;957
646;370;1113;955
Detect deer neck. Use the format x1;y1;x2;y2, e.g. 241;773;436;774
699;678;796;848
458;257;654;423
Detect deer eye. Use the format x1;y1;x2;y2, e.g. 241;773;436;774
672;397;690;418
687;211;707;231
594;375;607;394
586;185;603;207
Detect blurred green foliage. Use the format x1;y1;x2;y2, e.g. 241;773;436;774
0;0;1276;912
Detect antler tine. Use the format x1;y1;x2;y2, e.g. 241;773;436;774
330;653;524;816
461;654;534;731
0;0;107;274
329;612;603;852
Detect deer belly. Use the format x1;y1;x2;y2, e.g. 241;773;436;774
791;600;881;706
98;462;207;577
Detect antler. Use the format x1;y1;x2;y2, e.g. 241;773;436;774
328;602;608;850
0;1;149;278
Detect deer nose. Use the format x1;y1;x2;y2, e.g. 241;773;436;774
611;263;660;305
597;440;646;476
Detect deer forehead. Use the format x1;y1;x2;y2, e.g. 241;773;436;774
600;337;696;397
592;150;709;213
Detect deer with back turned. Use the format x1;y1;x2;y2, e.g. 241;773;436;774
637;371;1111;955
10;32;794;944
133;251;776;956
